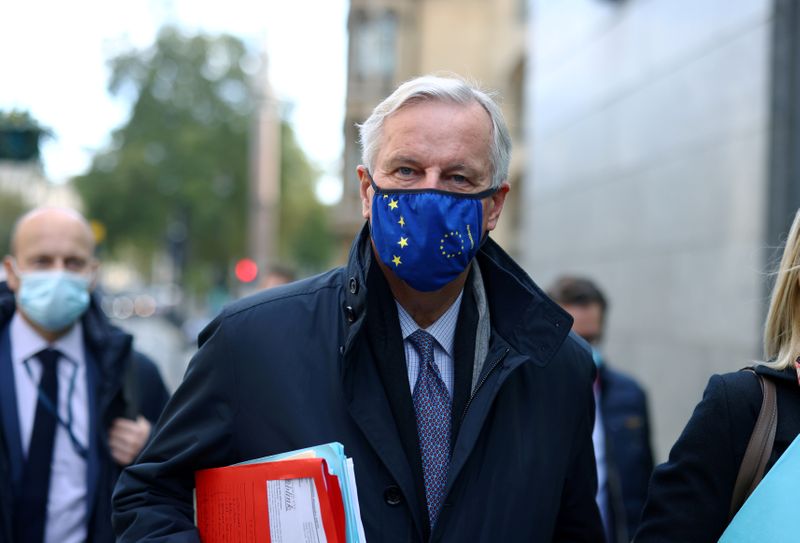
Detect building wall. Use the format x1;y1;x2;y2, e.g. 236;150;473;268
523;0;773;459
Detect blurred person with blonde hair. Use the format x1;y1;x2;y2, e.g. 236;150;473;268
636;208;800;541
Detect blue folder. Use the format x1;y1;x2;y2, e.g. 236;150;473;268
719;433;800;542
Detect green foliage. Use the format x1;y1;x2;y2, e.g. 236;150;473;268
278;122;333;272
0;110;50;161
0;191;30;256
0;110;47;130
73;26;331;294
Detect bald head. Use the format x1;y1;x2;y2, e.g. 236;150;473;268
9;207;95;257
4;207;97;291
3;207;98;341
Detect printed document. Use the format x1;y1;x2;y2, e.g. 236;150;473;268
267;478;327;543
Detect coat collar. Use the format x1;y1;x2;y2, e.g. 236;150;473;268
341;223;574;369
754;364;799;384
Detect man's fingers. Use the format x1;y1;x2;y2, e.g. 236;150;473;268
109;416;153;466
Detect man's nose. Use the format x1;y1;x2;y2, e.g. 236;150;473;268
420;169;444;189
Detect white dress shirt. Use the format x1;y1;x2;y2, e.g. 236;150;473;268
10;312;89;543
395;291;463;397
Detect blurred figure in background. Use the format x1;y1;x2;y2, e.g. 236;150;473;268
258;264;296;290
549;276;654;543
636;208;800;541
0;207;169;543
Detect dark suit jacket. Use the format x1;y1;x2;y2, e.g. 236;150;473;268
113;225;604;542
599;364;654;542
0;284;170;543
636;365;800;542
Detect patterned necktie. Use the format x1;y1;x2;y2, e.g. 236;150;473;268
14;348;60;543
408;329;451;528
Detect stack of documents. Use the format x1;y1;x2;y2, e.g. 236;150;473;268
719;433;800;542
195;442;366;543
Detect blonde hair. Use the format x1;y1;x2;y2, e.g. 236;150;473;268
764;208;800;369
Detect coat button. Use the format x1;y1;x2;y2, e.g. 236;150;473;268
383;485;402;506
344;305;356;323
349;277;359;295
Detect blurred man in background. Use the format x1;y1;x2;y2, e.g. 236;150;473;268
258;264;296;290
0;207;169;543
549;275;654;543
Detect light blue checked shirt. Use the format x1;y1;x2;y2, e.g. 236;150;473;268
395;291;463;397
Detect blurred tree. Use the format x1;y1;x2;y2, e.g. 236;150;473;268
0;191;29;256
74;26;331;295
0;110;50;162
278;122;333;273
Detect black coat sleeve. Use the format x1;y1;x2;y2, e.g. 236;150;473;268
131;351;170;424
635;372;760;542
553;358;606;542
112;315;239;542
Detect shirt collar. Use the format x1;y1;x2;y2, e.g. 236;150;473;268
10;311;85;367
395;290;464;358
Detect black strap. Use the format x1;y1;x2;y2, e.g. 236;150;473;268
729;369;777;519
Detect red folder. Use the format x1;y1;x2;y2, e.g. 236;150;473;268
195;458;346;543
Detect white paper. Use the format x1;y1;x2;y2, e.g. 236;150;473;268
267;478;328;543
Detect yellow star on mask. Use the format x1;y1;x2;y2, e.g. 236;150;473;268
398;216;405;227
398;237;408;248
392;255;402;266
388;199;399;210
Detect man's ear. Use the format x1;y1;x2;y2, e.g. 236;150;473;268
357;165;373;220
2;256;20;292
485;182;510;232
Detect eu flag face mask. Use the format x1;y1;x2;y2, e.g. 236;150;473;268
369;176;497;292
15;268;91;332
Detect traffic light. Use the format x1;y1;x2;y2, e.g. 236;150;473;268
234;258;258;283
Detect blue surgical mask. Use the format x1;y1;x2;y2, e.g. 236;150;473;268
16;269;91;332
369;176;496;292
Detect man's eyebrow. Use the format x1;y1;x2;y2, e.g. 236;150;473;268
384;155;422;168
444;163;478;173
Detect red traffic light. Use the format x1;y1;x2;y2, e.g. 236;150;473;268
235;258;258;283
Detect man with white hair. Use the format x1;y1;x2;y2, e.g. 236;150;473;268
0;207;169;542
114;75;604;542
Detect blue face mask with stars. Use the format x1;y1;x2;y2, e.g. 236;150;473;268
369;175;497;292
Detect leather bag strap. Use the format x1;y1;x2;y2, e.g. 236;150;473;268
729;370;777;519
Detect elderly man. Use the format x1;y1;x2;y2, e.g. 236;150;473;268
0;207;169;543
113;75;603;542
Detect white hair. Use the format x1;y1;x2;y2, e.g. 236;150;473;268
357;75;512;189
